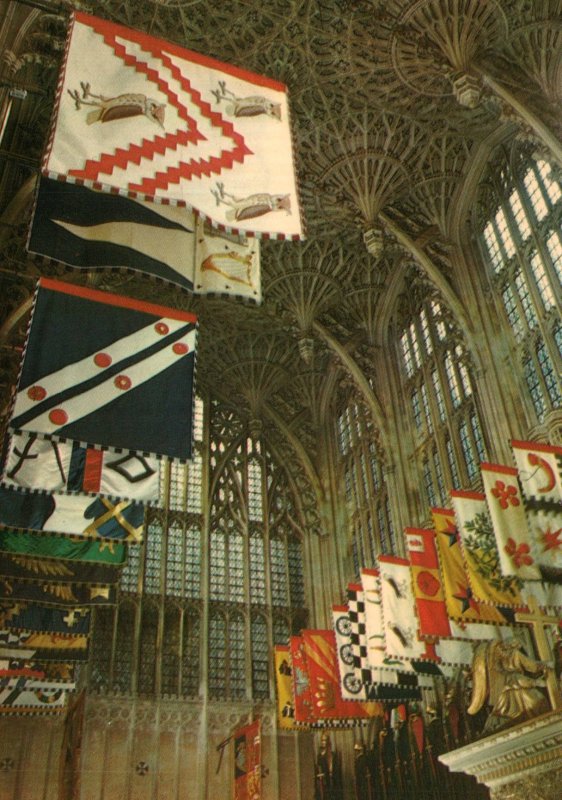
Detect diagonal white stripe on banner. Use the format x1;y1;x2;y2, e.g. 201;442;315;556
53;219;195;272
15;329;196;436
14;316;190;418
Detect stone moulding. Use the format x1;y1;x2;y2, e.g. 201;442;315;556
438;710;562;792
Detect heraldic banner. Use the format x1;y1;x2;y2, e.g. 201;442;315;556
43;11;304;240
28;177;262;303
8;277;197;461
233;719;261;800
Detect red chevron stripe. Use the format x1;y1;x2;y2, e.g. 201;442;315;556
76;11;286;92
67;27;251;192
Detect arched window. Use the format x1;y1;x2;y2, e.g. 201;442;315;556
398;294;487;499
337;403;396;568
88;395;308;701
479;153;562;423
207;413;307;700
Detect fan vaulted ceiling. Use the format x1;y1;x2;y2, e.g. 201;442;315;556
1;0;560;460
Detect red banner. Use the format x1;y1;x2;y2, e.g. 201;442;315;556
233;719;261;800
301;629;382;721
289;635;315;725
405;526;451;637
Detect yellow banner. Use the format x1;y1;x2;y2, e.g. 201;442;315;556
432;507;507;623
273;645;298;730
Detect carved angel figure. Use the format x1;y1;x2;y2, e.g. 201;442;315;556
467;639;549;732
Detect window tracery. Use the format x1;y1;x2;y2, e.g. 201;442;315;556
479;153;562;423
88;395;307;701
398;292;487;501
207;424;307;699
337;402;396;570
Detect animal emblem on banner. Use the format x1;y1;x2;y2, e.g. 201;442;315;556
381;573;407;599
200;250;255;288
212;80;281;119
212;182;291;222
68;82;165;127
43;12;304;238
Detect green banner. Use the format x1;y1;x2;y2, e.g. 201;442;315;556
0;528;126;566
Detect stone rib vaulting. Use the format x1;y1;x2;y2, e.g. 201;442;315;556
0;2;561;800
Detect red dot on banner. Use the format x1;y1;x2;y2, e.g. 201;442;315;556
173;342;189;355
115;375;132;390
417;570;440;597
49;408;68;425
27;385;47;401
94;352;112;368
155;322;169;335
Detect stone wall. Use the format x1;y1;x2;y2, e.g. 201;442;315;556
0;694;316;800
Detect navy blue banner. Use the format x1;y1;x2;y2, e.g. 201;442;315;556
28;176;195;289
0;602;91;636
9;279;197;461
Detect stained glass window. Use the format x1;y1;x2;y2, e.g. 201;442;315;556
89;396;307;701
249;532;266;603
229;613;246;699
144;519;163;594
209;611;227;698
479;155;561;423
483;221;503;272
251;614;269;699
229;531;245;602
166;523;185;596
186;453;203;514
120;542;141;593
423;457;436;507
288;537;305;608
446;437;461;490
459;419;478;481
398;294;487;499
185;526;201;598
336;402;395;568
273;615;290;646
210;528;227;602
270;537;287;606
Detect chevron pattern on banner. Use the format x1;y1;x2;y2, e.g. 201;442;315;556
43;12;304;240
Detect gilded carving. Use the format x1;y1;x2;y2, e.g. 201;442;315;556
468;639;550;733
